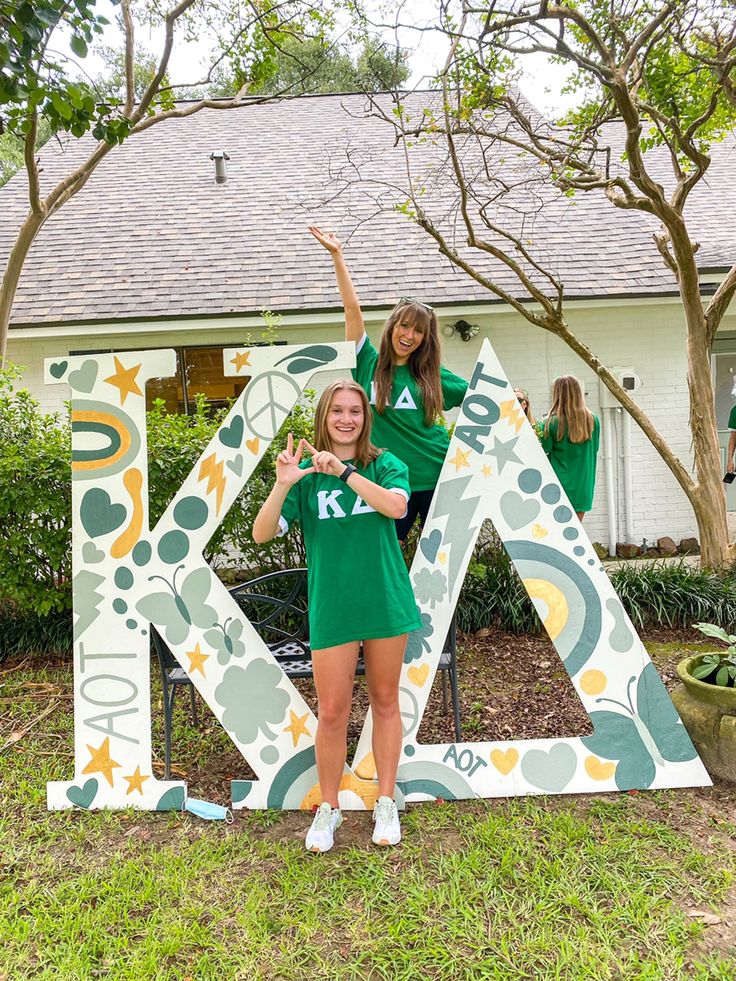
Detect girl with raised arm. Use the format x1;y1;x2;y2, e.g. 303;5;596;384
308;226;468;540
541;376;601;522
253;380;421;853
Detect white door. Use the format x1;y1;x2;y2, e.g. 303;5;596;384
713;351;736;511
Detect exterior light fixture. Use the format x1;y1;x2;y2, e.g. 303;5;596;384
209;150;230;184
444;319;480;342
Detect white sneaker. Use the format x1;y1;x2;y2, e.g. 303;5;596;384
372;796;401;846
305;802;343;853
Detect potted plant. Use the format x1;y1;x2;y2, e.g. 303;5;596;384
670;623;736;783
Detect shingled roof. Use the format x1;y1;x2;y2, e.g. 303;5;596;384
1;91;734;329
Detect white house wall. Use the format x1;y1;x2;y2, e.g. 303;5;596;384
8;298;733;548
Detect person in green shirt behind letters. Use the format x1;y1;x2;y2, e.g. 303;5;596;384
308;226;468;540
541;375;600;520
253;380;421;854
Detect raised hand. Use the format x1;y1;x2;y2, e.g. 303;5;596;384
300;439;344;477
275;433;315;487
308;225;343;256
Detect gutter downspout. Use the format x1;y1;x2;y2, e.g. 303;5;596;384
602;407;617;556
621;408;634;544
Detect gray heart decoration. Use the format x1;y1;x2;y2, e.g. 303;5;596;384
219;415;244;449
521;743;578;792
66;777;99;809
80;488;127;538
227;454;244;477
419;529;442;563
68;360;99;394
82;540;105;564
500;491;540;530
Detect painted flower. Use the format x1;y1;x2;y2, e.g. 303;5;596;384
412;568;447;608
204;617;246;665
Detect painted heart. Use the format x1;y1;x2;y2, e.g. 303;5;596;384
227;454;244;477
219;414;244;449
66;777;98;809
532;524;548;539
68;359;98;394
245;437;260;455
49;360;68;379
419;529;442;563
490;748;519;775
520;742;578;792
82;541;105;564
407;663;429;687
80;488;127;538
500;491;540;531
584;755;617;781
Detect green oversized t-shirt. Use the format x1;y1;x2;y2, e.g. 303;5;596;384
728;405;736;430
352;335;468;492
541;414;601;513
279;451;422;650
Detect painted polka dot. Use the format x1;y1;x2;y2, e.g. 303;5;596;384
115;567;134;590
580;670;607;695
588;558;596;566
141;629;147;636
541;484;561;504
260;745;279;765
132;540;152;566
173;496;209;531
158;530;189;564
554;505;573;523
518;469;542;494
573;546;585;556
126;618;137;630
404;744;416;757
563;527;579;541
113;598;128;614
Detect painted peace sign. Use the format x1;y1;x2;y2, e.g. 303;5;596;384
399;685;421;738
242;371;302;440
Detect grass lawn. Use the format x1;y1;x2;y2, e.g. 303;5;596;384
1;633;735;980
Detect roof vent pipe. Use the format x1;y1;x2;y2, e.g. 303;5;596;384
209;150;230;184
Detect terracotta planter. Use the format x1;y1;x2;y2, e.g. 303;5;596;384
671;654;736;784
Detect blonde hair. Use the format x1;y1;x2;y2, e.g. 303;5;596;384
544;376;594;443
514;388;536;427
374;303;443;425
314;380;381;469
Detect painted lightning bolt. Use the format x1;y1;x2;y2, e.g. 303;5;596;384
431;475;481;595
198;453;226;515
499;398;524;434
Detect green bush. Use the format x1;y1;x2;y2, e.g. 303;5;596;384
610;560;736;630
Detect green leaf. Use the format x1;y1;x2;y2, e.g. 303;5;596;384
692;622;732;644
70;34;88;59
716;666;729;686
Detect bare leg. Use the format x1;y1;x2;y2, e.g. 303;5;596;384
311;642;360;808
364;635;406;799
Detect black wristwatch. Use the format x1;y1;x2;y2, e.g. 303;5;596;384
339;463;357;482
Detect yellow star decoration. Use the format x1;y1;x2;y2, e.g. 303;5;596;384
482;464;493;478
449;447;471;471
230;351;252;372
283;709;311;747
123;766;150;796
186;642;210;677
82;737;121;787
103;356;143;405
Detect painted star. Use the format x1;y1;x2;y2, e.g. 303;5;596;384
230;351;252;372
103;356;143;405
123;766;150;796
449;447;472;471
282;709;311;747
487;434;523;474
82;737;121;787
482;465;493;478
186;642;209;677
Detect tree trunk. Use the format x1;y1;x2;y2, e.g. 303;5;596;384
0;209;46;361
684;301;736;569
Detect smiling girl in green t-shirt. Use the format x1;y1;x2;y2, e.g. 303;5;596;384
309;226;468;540
253;380;421;854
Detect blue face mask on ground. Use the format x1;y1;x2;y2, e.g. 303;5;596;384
183;797;233;822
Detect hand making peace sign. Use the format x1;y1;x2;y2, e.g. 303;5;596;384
275;433;316;487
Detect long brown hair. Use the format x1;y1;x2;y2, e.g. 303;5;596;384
373;303;443;425
314;380;381;468
544;376;594;443
514;388;536;427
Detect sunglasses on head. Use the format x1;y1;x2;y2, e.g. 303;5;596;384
395;296;434;313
